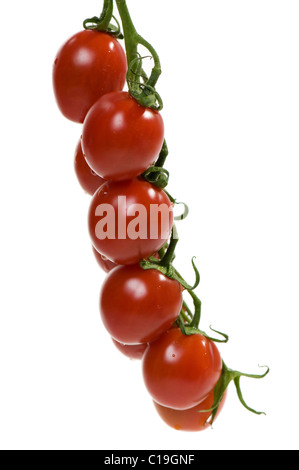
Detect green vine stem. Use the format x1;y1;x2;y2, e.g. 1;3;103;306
155;140;169;168
115;0;162;108
97;0;113;30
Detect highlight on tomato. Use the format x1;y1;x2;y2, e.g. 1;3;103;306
88;178;174;265
154;390;227;432
74;139;106;196
82;91;164;181
142;328;222;410
53;30;127;123
100;264;183;344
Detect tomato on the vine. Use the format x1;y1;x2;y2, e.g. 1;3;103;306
53;30;127;123
112;339;148;360
92;247;118;273
154;390;227;432
74;140;106;196
82;91;165;181
142;328;222;410
100;264;183;344
88;178;173;265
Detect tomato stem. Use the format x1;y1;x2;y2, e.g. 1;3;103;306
98;0;114;30
115;0;162;108
188;290;202;329
83;0;123;37
155;140;169;169
115;0;138;67
160;225;179;268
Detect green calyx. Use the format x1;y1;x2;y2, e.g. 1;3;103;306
143;166;169;189
143;141;171;190
140;226;200;292
83;0;123;38
178;289;229;344
203;361;270;426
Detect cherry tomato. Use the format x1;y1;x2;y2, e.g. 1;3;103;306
142;328;222;410
74;140;105;195
112;339;148;360
82;91;164;181
154;390;227;432
53;30;127;123
88;178;173;265
100;264;183;344
92;246;118;273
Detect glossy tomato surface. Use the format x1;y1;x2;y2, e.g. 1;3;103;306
92;247;118;273
88;178;173;265
154;390;227;432
100;264;183;344
112;339;148;360
142;328;222;410
53;30;127;123
74;140;106;195
82;92;164;180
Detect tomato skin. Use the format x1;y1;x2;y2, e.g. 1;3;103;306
142;328;222;410
88;178;173;265
154;390;227;432
74;140;106;196
100;265;183;344
53;30;127;123
92;247;118;273
82;91;165;181
112;339;148;360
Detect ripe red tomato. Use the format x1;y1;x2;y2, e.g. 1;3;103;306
154;390;227;432
74;140;105;195
53;30;127;123
88;178;173;265
82;91;164;181
100;264;183;344
142;328;222;410
112;339;148;360
92;247;118;273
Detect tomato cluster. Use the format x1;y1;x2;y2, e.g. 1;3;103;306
53;4;268;433
52;26;226;432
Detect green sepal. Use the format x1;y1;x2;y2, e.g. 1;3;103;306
140;257;200;291
130;84;163;111
83;0;123;39
201;361;270;425
142;166;169;189
179;320;229;344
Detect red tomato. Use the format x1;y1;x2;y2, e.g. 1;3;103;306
74;140;105;195
142;328;222;410
112;339;148;360
154;390;227;432
53;30;127;123
88;178;173;265
100;264;183;344
92;246;118;273
82;91;164;181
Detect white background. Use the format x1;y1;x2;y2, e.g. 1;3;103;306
0;0;298;450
